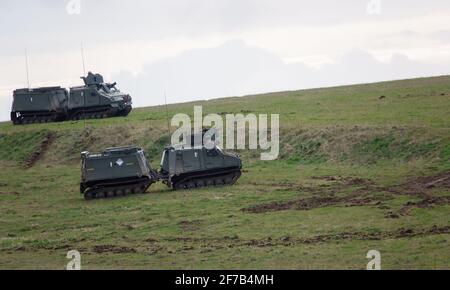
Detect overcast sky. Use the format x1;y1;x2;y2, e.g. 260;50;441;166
1;0;450;121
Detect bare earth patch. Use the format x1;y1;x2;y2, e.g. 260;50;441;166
136;225;450;254
241;171;450;215
25;132;56;168
92;245;137;254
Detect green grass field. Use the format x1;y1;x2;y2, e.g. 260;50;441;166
0;76;449;269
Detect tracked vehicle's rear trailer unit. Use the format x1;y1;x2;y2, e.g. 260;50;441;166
11;87;68;124
80;147;155;200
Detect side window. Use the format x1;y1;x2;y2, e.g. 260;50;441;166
91;92;96;97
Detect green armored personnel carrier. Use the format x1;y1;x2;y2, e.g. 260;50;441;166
80;146;156;200
80;142;242;200
10;72;132;125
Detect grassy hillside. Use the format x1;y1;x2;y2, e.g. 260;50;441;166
0;76;449;269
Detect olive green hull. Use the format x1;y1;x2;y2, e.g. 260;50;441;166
80;176;153;200
11;105;132;125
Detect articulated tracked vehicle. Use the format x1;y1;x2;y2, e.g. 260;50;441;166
11;72;132;125
80;144;242;200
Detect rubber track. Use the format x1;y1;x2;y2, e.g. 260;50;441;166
173;169;242;190
84;180;152;200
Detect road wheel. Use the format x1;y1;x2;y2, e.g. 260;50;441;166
225;176;234;184
215;179;225;186
84;192;94;200
196;180;205;188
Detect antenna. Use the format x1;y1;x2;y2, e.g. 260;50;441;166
80;42;87;146
80;42;86;76
164;91;171;136
25;48;30;90
81;43;86;127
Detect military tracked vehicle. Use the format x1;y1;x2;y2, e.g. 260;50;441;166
80;146;156;200
160;128;242;189
159;145;242;190
80;142;242;200
11;72;132;125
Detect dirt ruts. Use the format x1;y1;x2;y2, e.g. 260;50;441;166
383;170;450;198
92;245;137;254
242;175;382;213
242;194;384;213
241;171;450;215
387;196;450;218
244;225;450;247
25;132;56;168
383;171;450;218
9;225;447;255
143;225;450;253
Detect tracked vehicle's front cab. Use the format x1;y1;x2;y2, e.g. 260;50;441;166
160;145;242;189
69;72;132;119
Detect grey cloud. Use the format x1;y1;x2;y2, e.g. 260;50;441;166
113;40;310;107
113;40;450;109
0;96;11;121
2;0;450;58
432;30;450;44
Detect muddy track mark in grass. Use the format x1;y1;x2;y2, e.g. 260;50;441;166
242;171;450;215
25;132;56;168
139;226;450;253
383;171;450;218
92;245;137;254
